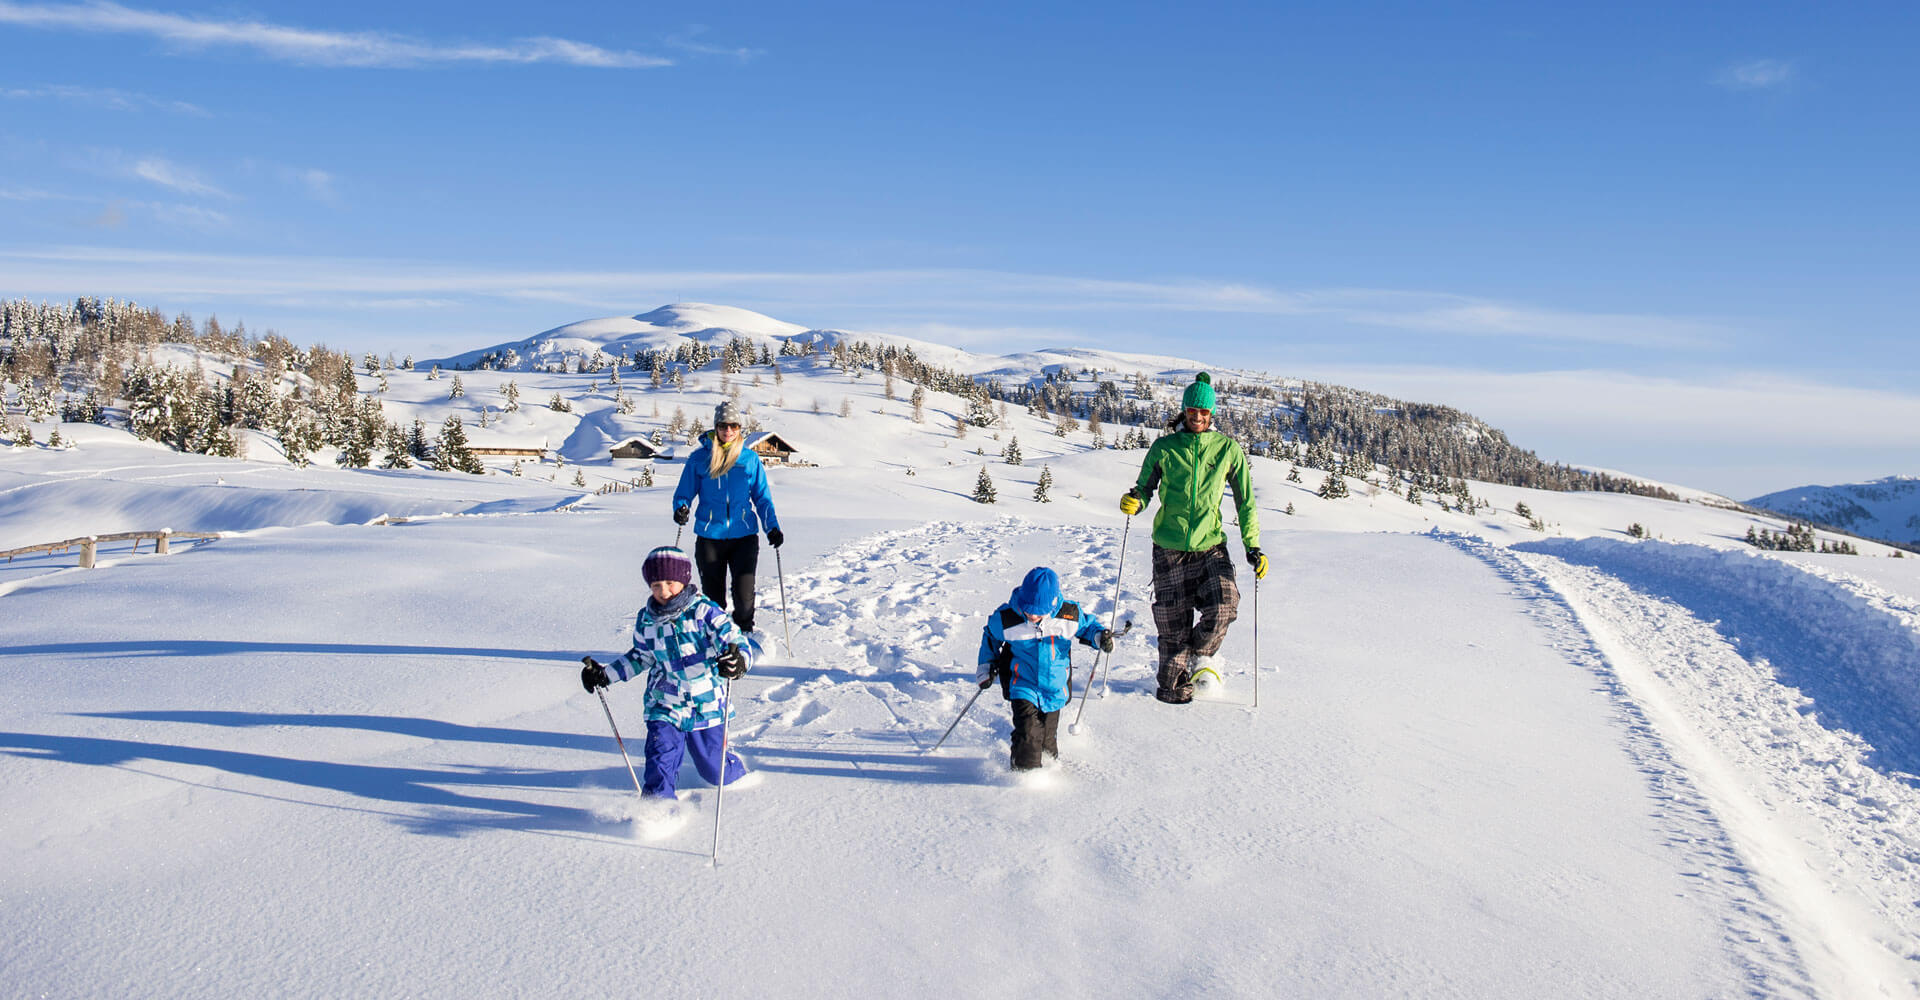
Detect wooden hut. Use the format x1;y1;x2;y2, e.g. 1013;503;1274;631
609;437;669;460
745;431;800;466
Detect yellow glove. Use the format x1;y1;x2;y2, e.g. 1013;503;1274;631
1249;548;1269;580
1119;492;1143;516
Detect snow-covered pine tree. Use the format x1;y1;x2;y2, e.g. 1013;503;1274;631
1003;436;1023;466
1033;465;1053;502
1318;472;1348;500
449;375;464;398
573;469;587;488
973;466;998;504
434;416;484;474
1284;501;1295;515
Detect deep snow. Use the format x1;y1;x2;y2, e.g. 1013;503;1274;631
4;332;1919;998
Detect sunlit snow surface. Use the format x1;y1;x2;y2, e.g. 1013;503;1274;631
4;351;1918;998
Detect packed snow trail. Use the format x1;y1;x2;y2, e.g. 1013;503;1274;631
1505;536;1920;997
0;512;1798;997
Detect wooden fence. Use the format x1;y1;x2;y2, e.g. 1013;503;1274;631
1;529;222;570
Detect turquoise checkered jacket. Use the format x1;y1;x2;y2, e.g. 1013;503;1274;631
605;589;747;731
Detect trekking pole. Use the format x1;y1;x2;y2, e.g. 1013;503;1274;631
929;684;989;753
675;524;684;549
1252;576;1260;709
712;673;732;866
583;657;644;800
1069;619;1133;734
1097;514;1133;700
774;546;794;654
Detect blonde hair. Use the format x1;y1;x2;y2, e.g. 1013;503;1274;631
708;431;743;479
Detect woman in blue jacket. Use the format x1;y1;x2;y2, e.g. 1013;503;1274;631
672;401;783;645
977;566;1113;770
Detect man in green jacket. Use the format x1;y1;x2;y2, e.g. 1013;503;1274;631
1119;372;1267;704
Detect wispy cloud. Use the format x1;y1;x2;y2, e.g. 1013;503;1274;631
1;82;209;114
126;154;228;197
0;250;1724;349
0;1;673;68
666;25;762;62
0;186;92;201
1716;58;1796;91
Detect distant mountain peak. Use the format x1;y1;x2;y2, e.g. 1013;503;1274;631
1747;475;1920;546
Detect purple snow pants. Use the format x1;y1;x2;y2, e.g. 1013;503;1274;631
642;720;747;798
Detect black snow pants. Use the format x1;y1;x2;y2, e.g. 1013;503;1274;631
1010;699;1061;770
694;534;759;632
1149;542;1240;694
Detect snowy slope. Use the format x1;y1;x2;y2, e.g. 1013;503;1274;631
5;333;1920;998
1749;475;1920;547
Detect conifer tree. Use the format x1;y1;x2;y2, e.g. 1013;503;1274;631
449;375;465;399
434;416;484;474
1033;465;1053;503
972;466;998;504
1003;436;1023;466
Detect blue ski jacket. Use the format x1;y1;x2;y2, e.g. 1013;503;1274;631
977;569;1108;713
602;586;748;731
672;432;781;541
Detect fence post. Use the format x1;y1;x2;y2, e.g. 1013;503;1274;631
157;529;171;555
80;537;97;569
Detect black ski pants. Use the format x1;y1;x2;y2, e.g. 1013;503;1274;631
694;534;759;632
1011;698;1060;770
1149;543;1240;693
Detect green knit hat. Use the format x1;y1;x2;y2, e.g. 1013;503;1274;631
1182;372;1216;412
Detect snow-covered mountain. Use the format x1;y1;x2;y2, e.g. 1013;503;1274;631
1748;476;1920;547
6;305;1920;997
427;301;1213;378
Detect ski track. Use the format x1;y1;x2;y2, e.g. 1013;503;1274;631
1456;532;1920;998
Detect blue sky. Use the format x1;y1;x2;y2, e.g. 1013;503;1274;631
3;1;1916;497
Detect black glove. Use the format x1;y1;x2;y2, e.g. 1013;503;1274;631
580;657;610;693
673;505;690;525
767;528;784;548
716;645;747;680
1097;629;1115;653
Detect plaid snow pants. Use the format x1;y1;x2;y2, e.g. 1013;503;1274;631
1150;543;1240;691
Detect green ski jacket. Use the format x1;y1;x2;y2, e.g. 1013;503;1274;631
1133;429;1261;553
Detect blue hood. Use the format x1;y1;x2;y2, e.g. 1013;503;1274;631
1010;567;1063;617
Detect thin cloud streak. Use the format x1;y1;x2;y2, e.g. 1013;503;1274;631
126;155;228;197
0;1;672;68
1;82;210;115
1716;58;1796;91
0;249;1723;348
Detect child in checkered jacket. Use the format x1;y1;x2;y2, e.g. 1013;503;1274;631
580;546;751;798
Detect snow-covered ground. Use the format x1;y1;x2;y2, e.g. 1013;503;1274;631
4;332;1919;998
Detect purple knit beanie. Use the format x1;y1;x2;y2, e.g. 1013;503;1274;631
642;546;694;586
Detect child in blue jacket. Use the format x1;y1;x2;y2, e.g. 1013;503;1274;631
581;546;750;798
977;566;1114;770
